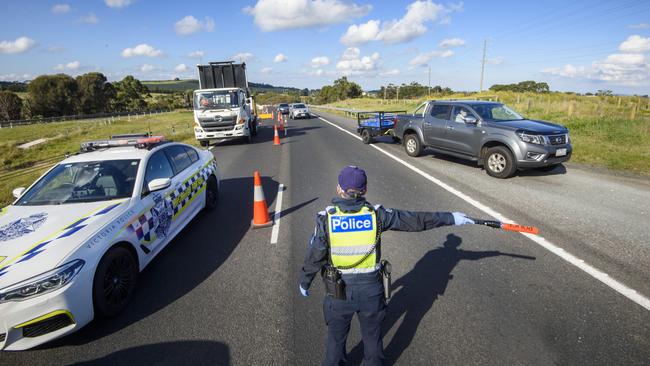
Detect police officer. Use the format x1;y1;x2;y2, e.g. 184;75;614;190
298;166;475;366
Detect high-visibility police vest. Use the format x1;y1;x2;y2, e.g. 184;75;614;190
326;205;380;274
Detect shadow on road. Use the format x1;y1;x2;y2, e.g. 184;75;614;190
69;340;230;366
48;177;266;347
347;233;536;365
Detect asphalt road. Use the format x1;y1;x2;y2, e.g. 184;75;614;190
1;113;648;365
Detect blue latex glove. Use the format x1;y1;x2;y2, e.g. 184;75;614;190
299;285;309;297
452;212;475;226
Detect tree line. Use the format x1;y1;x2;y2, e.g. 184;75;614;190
0;73;191;121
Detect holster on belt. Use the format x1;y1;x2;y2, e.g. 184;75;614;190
380;260;392;300
322;265;346;300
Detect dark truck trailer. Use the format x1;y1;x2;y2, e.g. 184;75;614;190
197;61;249;94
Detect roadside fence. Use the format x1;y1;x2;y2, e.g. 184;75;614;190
0;109;173;129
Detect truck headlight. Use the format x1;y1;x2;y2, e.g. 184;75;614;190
517;132;545;145
0;259;84;303
194;128;203;133
237;118;245;125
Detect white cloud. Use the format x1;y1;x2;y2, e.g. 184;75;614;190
174;63;188;72
340;0;460;45
439;37;465;47
409;50;454;67
188;50;204;59
54;60;81;71
121;44;163;58
140;64;155;72
174;15;215;35
340;20;381;46
244;0;372;31
380;69;400;76
336;48;380;75
619;35;650;53
261;67;273;74
0;73;32;81
274;53;288;63
543;54;650;86
105;0;132;8
51;4;71;14
311;56;330;68
0;36;35;54
487;56;504;65
629;23;650;29
79;13;99;24
232;52;254;62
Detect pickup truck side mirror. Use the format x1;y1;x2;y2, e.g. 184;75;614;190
464;116;478;124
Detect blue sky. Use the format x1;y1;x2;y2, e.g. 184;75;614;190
1;0;649;94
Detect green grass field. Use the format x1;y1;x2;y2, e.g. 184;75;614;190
0;111;195;206
317;92;650;176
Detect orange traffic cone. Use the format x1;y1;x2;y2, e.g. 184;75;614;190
273;125;281;146
251;171;272;228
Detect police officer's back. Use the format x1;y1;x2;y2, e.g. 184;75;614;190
298;166;474;366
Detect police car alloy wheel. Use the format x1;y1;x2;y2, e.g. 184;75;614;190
93;246;138;317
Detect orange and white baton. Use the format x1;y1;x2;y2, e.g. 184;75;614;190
471;218;540;235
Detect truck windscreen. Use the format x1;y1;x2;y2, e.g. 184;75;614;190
194;90;240;110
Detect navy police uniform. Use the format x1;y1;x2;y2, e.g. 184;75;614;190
299;196;455;366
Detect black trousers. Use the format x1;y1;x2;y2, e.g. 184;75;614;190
323;280;386;366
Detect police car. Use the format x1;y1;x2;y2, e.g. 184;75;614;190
0;134;220;350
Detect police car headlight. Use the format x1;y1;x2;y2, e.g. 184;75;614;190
0;259;84;303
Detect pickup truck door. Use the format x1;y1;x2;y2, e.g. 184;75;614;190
440;106;484;156
422;104;451;147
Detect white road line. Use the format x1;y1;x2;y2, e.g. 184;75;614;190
317;115;650;311
271;183;284;244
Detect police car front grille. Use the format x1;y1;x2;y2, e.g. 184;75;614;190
0;333;5;342
22;314;73;338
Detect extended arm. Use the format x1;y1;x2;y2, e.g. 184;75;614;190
377;206;456;232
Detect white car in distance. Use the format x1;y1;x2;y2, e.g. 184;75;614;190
0;134;220;350
289;103;310;119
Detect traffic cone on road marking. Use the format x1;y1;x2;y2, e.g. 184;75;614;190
251;171;272;229
273;124;281;146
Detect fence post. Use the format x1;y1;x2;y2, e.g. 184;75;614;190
630;103;638;120
526;99;532;111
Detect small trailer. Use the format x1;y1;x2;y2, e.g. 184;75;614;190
356;110;406;144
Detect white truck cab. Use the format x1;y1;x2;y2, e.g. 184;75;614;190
193;62;257;146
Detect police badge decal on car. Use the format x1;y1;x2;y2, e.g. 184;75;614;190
151;193;173;239
0;213;48;242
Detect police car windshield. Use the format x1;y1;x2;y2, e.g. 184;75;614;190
16;160;140;206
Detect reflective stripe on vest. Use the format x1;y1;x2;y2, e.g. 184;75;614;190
327;206;378;274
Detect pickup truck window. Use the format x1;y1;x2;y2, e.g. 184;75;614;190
413;103;426;116
472;103;524;122
430;105;451;120
452;106;478;123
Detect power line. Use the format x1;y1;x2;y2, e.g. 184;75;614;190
480;39;487;92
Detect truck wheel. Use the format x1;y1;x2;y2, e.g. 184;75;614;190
404;134;422;157
251;119;258;136
93;246;138;318
361;129;373;144
200;140;209;147
485;146;516;178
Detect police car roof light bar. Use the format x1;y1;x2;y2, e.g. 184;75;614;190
80;135;166;152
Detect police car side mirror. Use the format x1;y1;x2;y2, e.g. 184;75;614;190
12;187;26;199
148;178;171;193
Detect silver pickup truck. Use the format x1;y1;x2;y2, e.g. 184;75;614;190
393;100;572;178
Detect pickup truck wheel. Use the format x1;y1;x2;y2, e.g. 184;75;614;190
361;129;373;144
485;146;516;178
404;134;422;157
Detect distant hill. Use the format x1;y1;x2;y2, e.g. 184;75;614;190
142;79;301;94
0;81;28;92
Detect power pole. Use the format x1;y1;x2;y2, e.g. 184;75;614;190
480;39;487;92
428;65;431;98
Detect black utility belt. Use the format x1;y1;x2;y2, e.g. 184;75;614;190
321;261;392;301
